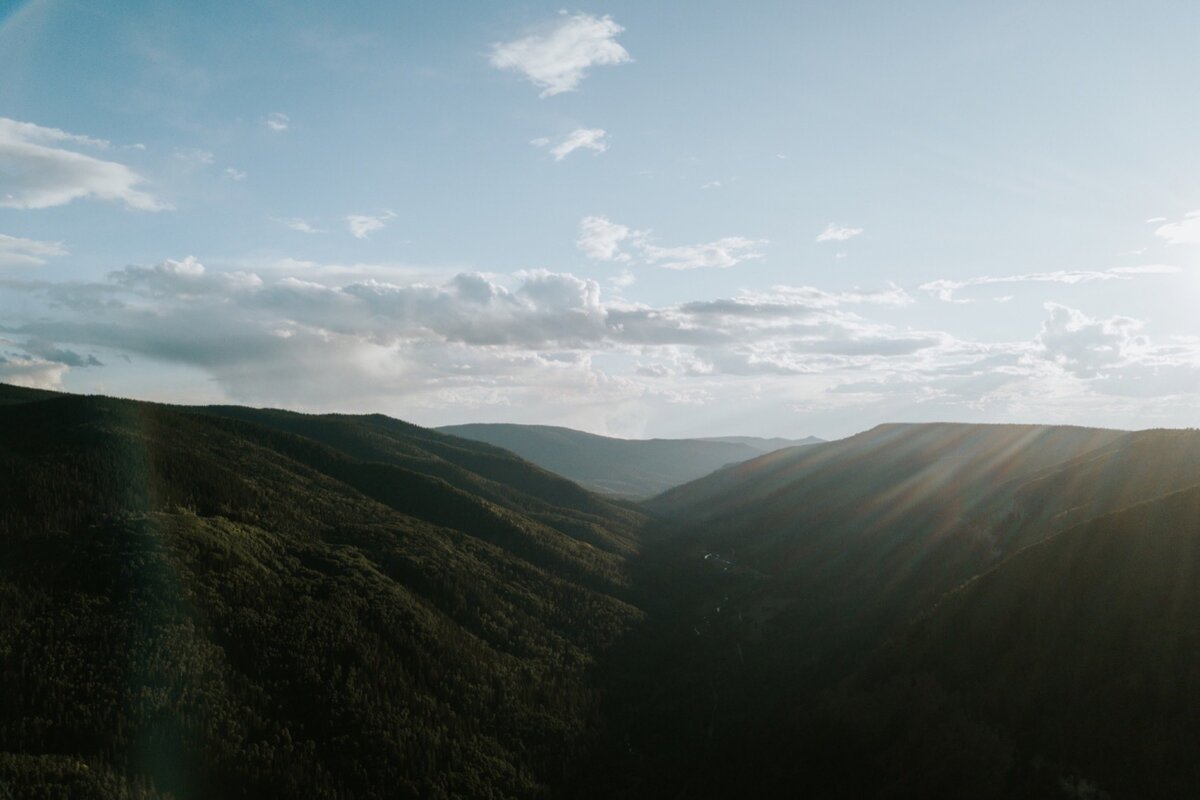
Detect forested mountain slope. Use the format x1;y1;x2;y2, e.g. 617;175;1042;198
825;483;1200;798
437;423;819;498
591;421;1200;798
6;383;1200;799
0;385;644;799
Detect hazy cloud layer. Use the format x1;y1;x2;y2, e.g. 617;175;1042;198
490;13;631;97
7;258;1196;429
920;265;1181;302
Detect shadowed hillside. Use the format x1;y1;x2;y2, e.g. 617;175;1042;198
823;483;1200;798
437;423;820;498
585;421;1200;799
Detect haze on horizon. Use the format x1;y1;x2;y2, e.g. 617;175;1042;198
1;0;1198;440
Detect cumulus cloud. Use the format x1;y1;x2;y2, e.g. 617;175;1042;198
547;128;608;161
346;211;396;240
0;117;165;210
489;13;632;97
577;215;632;261
816;223;863;243
920;265;1181;302
265;112;290;132
7;257;1198;430
0;233;68;267
1154;210;1200;244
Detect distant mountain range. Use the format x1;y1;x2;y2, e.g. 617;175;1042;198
5;383;1200;798
437;423;822;498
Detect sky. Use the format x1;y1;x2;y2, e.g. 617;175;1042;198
1;0;1198;439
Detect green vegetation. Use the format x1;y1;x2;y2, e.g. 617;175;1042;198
4;383;1200;798
0;384;642;798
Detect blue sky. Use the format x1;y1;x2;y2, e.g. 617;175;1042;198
1;0;1198;438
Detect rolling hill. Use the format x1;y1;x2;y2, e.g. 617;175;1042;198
436;423;821;498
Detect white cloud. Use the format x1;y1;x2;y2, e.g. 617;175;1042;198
0;233;68;267
173;148;214;165
642;236;767;270
576;215;766;270
816;223;864;243
529;137;551;147
0;117;165;210
577;215;632;261
346;211;396;240
265;112;290;132
1154;210;1200;244
224;167;247;181
7;259;1200;429
0;355;67;389
489;13;632;97
549;128;608;161
273;217;322;234
920;265;1181;302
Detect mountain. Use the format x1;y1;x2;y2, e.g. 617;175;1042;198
0;384;645;799
826;483;1200;798
7;382;1200;799
694;434;824;453
592;421;1200;798
436;423;820;498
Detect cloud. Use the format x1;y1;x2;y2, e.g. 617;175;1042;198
577;215;632;261
8;258;1198;431
173;148;214;165
576;215;766;269
273;217;322;234
529;137;551;147
0;117;165;210
641;236;767;270
224;167;247;181
816;223;864;243
1154;210;1200;244
489;13;632;97
346;211;396;240
920;265;1181;302
548;128;608;161
265;112;290;132
0;233;68;267
0;355;67;389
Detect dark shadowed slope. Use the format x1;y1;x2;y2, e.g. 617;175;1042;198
437;422;820;498
826;483;1200;799
589;421;1200;799
0;388;644;799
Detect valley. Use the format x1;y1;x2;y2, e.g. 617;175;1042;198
2;384;1198;798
